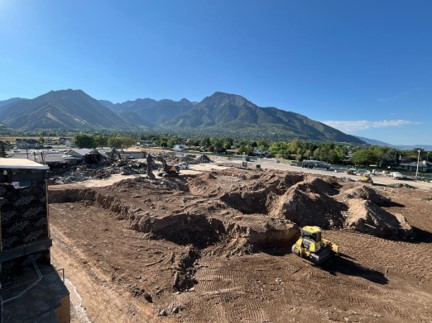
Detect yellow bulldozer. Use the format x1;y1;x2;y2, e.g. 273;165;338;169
291;226;339;264
359;173;373;184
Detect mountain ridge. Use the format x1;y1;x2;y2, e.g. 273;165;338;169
0;89;364;143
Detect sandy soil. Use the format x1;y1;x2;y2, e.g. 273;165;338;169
48;165;432;322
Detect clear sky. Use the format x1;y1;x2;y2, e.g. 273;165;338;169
0;0;431;145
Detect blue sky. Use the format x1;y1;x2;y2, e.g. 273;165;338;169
0;0;431;145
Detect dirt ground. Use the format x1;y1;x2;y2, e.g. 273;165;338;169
48;165;432;322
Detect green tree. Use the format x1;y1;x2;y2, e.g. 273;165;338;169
201;137;211;148
238;144;254;155
257;139;269;152
223;137;234;150
94;135;109;147
108;137;134;149
211;138;225;153
289;139;301;154
166;137;178;148
351;148;377;166
74;134;96;148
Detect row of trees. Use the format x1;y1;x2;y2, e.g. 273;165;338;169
73;133;429;168
74;134;135;149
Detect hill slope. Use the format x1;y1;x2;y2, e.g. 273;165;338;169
112;98;195;126
0;90;129;131
163;92;363;143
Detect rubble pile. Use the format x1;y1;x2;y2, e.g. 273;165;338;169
196;154;212;163
48;152;215;184
49;160;149;184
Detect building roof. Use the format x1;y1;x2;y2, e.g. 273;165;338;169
0;158;49;170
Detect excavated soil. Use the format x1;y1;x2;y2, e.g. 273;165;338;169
48;169;432;322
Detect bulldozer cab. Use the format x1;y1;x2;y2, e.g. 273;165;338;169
301;226;322;243
292;225;338;264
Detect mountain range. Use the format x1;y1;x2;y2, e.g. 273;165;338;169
0;89;364;143
357;136;432;151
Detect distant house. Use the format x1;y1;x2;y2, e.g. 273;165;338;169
301;159;330;170
135;140;154;148
16;139;43;149
226;148;240;155
399;160;432;172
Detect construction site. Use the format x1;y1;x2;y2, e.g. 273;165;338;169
1;154;432;322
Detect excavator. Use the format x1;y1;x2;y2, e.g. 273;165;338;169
291;226;339;264
145;154;180;178
156;156;180;177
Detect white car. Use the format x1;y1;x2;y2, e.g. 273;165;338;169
391;172;405;180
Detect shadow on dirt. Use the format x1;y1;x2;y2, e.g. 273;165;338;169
410;226;432;243
321;255;388;285
260;245;292;256
263;248;388;285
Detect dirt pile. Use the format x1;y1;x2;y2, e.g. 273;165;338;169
266;176;412;239
339;185;397;207
270;177;346;228
227;216;300;251
344;199;413;239
196;154;212;163
130;213;226;248
220;189;269;214
339;185;412;239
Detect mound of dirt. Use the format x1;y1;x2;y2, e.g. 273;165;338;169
272;189;347;228
49;188;96;203
228;217;300;251
270;177;346;228
388;183;416;189
196;154;212;163
111;176;182;191
268;175;412;239
339;185;397;207
220;189;269;214
299;177;341;196
345;199;413;239
130;213;226;248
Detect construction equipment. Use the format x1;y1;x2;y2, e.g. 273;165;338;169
291;226;339;264
156;156;180;177
360;173;373;184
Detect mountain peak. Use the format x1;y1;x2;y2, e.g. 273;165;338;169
202;91;251;107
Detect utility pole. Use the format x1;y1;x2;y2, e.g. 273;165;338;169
415;149;421;179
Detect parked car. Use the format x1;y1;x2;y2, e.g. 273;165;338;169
391;172;405;180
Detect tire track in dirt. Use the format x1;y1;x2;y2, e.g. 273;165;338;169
325;230;432;283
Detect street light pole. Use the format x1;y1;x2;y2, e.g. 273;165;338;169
415;149;421;179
